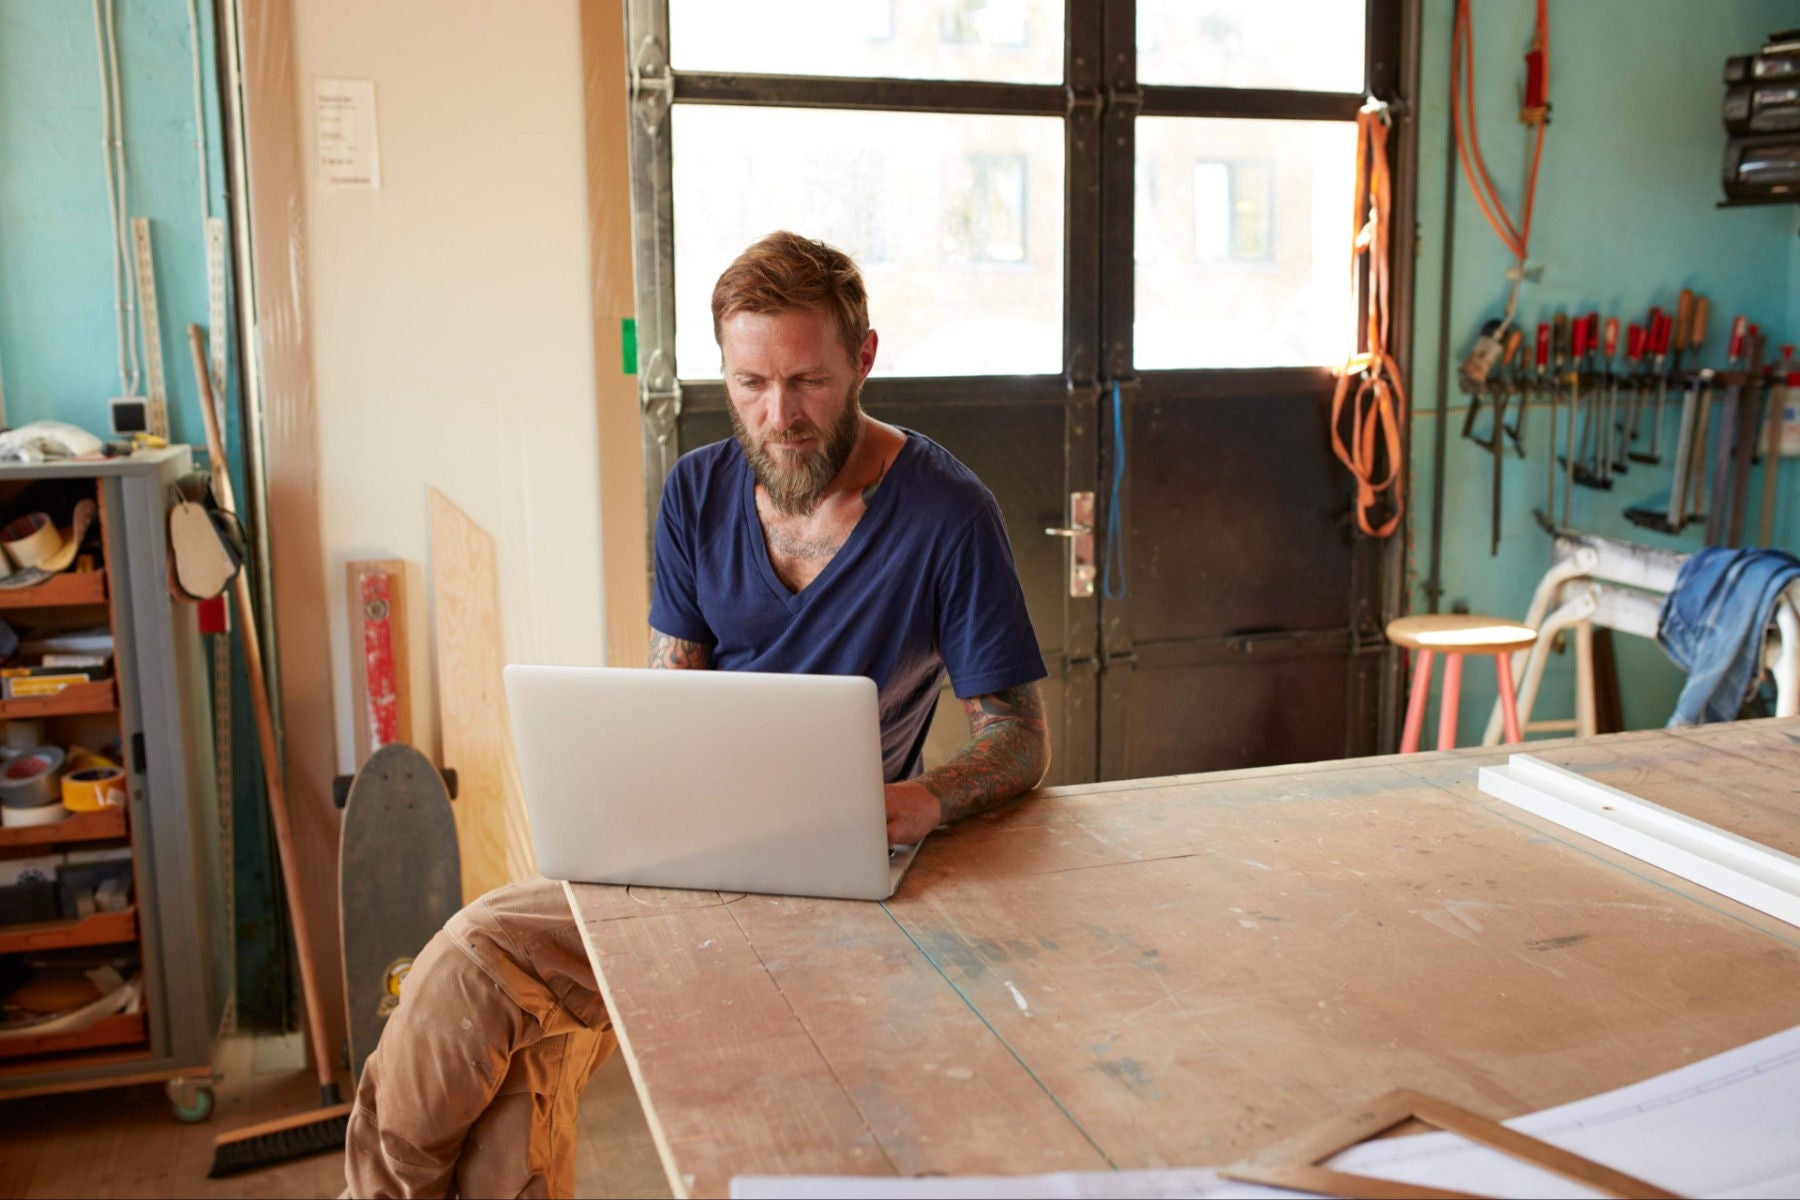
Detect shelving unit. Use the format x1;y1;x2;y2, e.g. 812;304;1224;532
0;450;222;1117
0;570;109;610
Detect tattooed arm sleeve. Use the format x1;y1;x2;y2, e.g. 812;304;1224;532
647;626;711;670
916;682;1051;824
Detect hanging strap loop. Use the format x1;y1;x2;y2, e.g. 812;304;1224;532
1331;104;1406;539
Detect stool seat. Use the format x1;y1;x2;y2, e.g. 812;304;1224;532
1385;613;1537;657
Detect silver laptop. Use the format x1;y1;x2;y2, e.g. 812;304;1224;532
504;665;922;900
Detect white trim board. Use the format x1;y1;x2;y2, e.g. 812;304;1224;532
1477;754;1800;929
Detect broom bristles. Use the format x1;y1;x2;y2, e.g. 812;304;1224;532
208;1102;351;1179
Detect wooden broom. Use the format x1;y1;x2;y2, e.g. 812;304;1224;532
186;325;352;1176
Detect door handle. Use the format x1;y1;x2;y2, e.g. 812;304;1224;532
1044;491;1096;597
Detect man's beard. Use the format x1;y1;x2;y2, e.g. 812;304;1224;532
730;386;863;517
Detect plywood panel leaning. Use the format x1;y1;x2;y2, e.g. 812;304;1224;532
429;489;536;900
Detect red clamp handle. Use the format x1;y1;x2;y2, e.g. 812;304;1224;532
1535;323;1550;371
1728;316;1748;361
1572;317;1590;359
1653;312;1673;356
1626;323;1645;363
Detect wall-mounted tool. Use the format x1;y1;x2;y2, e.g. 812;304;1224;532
1708;322;1769;546
1460;318;1507;388
1468;328;1526;556
1601;316;1626;480
1533;321;1555;531
1635;305;1671;465
1571;313;1611;493
1461;324;1523;451
1538;312;1574;531
1622;321;1647;461
1759;344;1794;545
1629;298;1719;536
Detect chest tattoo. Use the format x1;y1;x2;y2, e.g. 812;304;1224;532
765;523;842;563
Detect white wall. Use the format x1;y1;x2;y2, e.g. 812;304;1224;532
291;0;605;772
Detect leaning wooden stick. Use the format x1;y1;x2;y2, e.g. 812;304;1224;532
187;324;351;1175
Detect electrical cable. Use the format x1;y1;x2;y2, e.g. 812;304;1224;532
188;0;210;224
105;0;140;395
1450;0;1550;334
93;0;140;399
93;0;130;399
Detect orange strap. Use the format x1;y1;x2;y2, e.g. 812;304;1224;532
1331;106;1405;539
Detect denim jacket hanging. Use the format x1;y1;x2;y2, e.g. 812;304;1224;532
1656;547;1800;726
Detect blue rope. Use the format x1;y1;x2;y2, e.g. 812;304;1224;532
1103;381;1127;600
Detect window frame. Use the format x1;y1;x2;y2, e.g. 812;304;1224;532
623;0;1413;543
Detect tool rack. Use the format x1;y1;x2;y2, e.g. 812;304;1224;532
0;449;223;1120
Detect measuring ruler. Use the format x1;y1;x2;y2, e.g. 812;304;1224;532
130;217;171;440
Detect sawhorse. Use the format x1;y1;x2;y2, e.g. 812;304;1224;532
1483;533;1800;744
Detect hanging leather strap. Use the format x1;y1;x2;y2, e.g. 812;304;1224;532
1331;105;1406;539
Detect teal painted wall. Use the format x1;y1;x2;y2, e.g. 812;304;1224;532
1;0;223;443
0;1;286;1027
1410;0;1800;742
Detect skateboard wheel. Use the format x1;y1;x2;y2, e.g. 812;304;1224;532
166;1077;215;1123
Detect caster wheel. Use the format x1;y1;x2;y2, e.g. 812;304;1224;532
166;1077;216;1123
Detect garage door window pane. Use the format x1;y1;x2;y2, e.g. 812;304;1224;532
1135;117;1354;370
670;0;1062;84
1137;1;1363;93
673;106;1063;378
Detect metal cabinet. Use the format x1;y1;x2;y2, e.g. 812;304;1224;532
0;448;224;1115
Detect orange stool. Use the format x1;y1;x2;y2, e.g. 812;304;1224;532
1386;614;1537;752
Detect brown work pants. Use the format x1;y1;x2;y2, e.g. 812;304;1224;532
343;877;616;1199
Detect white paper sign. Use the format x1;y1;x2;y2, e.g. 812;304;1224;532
315;78;381;189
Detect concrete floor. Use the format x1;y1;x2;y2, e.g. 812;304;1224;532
0;1031;671;1198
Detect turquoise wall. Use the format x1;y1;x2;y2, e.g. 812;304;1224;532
0;1;285;1027
1411;0;1800;742
1;0;224;444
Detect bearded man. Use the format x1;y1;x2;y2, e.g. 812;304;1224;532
343;231;1049;1198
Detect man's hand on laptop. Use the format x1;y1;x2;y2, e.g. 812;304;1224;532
884;781;940;846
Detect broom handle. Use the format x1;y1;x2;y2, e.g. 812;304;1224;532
187;325;338;1101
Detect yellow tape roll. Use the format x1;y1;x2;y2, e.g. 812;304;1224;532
62;766;127;812
1;513;62;569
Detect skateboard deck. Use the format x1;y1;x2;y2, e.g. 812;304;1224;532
339;742;461;1085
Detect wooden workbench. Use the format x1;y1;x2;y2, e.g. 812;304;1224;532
566;718;1800;1198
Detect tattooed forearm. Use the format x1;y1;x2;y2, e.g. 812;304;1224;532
647;626;711;670
917;683;1051;825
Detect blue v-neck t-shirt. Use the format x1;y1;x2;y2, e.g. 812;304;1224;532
648;429;1046;782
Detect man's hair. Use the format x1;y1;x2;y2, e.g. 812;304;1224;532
711;231;869;361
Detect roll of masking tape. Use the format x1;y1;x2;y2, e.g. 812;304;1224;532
1;513;62;569
2;801;68;828
0;746;65;808
62;766;127;812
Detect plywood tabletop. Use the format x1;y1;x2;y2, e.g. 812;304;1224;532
567;718;1800;1199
